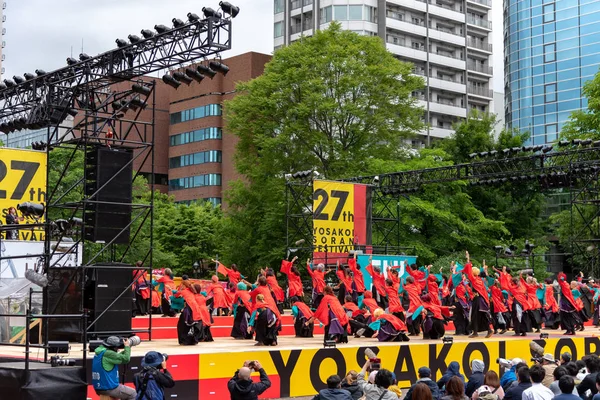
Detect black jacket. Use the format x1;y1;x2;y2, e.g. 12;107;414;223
405;378;441;400
341;382;364;400
133;367;175;399
228;368;272;400
578;372;599;400
312;388;353;400
504;382;532;400
465;371;485;398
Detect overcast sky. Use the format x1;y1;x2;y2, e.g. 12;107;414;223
2;0;504;91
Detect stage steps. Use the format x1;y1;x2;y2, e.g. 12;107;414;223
131;314;326;340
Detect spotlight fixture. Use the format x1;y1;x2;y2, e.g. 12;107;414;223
24;73;35;80
162;74;181;89
581;139;593;146
522;145;533;152
542;145;553;153
593;140;600;148
132;83;152;96
128;34;142;44
129;97;147;110
3;79;15;87
572;139;581;146
173;71;193;85
185;68;205;83
209;61;229;75
372;175;380;184
489;150;498;157
141;29;155;39
13;76;25;84
558;140;570;147
532;145;544;152
468;152;478;159
219;1;240;18
115;38;129;48
197;64;217;79
154;24;170;34
172;18;185;28
112;100;126;111
66;57;78;66
511;147;521;153
0;83;6;90
478;151;488;157
187;12;200;22
203;7;222;18
79;53;91;61
442;336;453;344
17;202;45;217
501;148;510;155
35;69;47;76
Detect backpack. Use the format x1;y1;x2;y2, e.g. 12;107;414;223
136;369;164;400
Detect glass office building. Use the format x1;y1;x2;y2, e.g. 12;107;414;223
505;0;600;145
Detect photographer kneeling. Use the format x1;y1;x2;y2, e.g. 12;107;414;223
92;336;136;400
228;360;271;400
134;351;175;400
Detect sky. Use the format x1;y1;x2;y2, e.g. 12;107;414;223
2;0;504;92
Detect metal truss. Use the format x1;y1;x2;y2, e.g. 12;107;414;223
286;145;600;273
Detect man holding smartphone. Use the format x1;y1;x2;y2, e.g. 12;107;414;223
228;360;271;400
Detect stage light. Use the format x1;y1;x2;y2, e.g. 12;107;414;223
442;336;453;344
511;147;521;153
558;140;570;147
572;139;581;146
141;29;155;39
197;64;217;79
35;69;47;76
501;148;510;155
132;83;152;96
532;145;544;152
13;76;25;84
522;145;533;152
209;61;229;75
0;83;7;90
202;7;222;18
540;333;549;339
162;74;181;89
17;202;45;217
542;145;553;153
324;340;336;348
593;140;600;148
79;53;91;61
220;1;240;18
469;153;478;159
112;100;125;111
47;341;70;354
188;12;200;22
172;18;185;28
372;176;380;184
489;150;498;157
24;73;35;80
66;57;79;66
173;71;193;85
88;340;103;352
479;151;488;157
155;24;170;34
185;68;205;83
4;79;15;87
128;34;142;44
129;97;147;110
116;38;129;48
581;139;592;146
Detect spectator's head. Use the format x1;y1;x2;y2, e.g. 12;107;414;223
529;365;545;384
418;367;432;379
344;294;353;303
584;355;600;373
238;367;252;381
517;366;531;383
561;352;572;364
565;362;579;377
514;362;527;372
542;354;555;365
484;370;500;389
413;383;433;400
446;376;465;400
164;268;173;278
375;369;394;389
407;276;415;284
553;366;567;382
472;359;485;374
326;374;341;389
102;336;122;350
595;374;600;393
559;375;575;394
258;275;267;286
323;286;334;296
345;370;358;385
576;360;586;372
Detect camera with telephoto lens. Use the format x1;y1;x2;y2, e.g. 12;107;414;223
119;335;141;348
497;358;513;368
50;355;76;367
365;348;381;371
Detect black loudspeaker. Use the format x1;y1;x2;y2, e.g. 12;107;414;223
46;268;84;342
85;265;132;335
84;146;133;244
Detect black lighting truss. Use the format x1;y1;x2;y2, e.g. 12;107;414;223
286;145;600;273
0;11;233;364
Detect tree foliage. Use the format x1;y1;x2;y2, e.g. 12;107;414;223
561;72;600;140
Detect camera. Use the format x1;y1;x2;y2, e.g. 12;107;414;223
118;335;141;348
50;355;76;367
531;356;543;364
365;348;381;371
248;361;256;369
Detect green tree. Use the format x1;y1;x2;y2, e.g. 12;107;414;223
561;71;600;140
223;23;425;270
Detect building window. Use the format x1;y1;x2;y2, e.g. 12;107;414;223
348;5;362;21
169;150;222;168
140;173;169;186
168;174;222;191
364;6;377;23
170;127;222;146
334;5;347;21
274;0;284;14
274;21;283;38
542;4;555;23
176;198;222;207
170;104;222;125
544;43;556;63
320;6;332;24
544;83;557;103
545;123;558;142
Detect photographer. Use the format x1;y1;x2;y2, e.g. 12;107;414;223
540;354;557;388
91;336;136;400
358;359;400;399
134;351;175;400
228;360;271;400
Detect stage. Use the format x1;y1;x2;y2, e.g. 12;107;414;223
3;328;600;399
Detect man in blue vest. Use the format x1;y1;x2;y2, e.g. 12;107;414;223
92;336;136;399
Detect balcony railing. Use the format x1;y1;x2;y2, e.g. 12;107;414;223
467;62;493;75
467;0;492;7
432;98;459;107
467;16;492;29
291;0;312;10
467;86;493;98
291;23;303;34
467;39;492;52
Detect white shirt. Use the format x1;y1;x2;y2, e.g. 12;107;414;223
522;383;555;400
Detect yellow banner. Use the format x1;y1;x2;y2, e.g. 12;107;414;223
0;148;47;241
313;180;356;253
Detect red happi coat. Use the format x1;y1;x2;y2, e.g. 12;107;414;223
499;271;530;311
404;281;422;314
490;285;508;313
362;297;380;314
348;259;366;293
544;284;559;313
378;313;407;331
385;285;404;313
207;282;231;309
336;268;354;293
307;264;326;294
427;275;441;306
558;273;583;311
250;285;281;318
463;263;490;305
343;301;364;318
216;262;242;285
314;294;349;327
266;276;285;302
176;287;202;321
281;260;304;298
366;264;386;297
407;268;427;291
233;290;253;312
522;278;542;309
293;301;314;319
193;293;213;326
422;301;452;320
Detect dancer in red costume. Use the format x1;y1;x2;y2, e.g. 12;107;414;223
462;252;493;338
336;260;355;304
348;253;366;299
306;259;330;309
207;275;231;316
281;256;304;301
365;256;387;309
291;300;314;338
264;268;285;313
370;308;409;342
311;286;349;344
214;259;244;285
249;294;279;346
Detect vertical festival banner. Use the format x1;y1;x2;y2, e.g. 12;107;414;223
0;148;47;241
312;180;370;263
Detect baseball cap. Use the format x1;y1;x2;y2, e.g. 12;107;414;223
418;367;431;377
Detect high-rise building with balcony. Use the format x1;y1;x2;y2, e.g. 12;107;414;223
275;0;494;145
504;1;600;145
